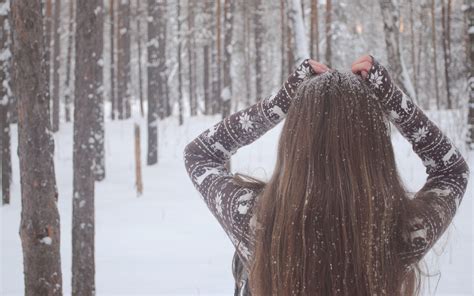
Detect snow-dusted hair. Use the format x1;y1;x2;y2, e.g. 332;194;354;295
243;71;421;295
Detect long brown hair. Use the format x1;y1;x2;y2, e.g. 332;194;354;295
243;72;421;295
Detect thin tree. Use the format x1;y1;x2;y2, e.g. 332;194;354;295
203;1;211;114
177;0;184;125
1;0;11;205
378;0;416;100
147;0;166;165
136;0;144;117
117;0;131;119
214;0;222;114
11;0;63;294
222;0;234;118
72;1;104;294
325;0;332;66
288;0;310;63
134;124;143;195
188;0;197;116
45;0;52;112
409;0;418;98
280;0;287;83
51;0;61;132
430;0;440;108
441;0;452;108
110;0;116;120
64;0;74;122
467;0;474;150
310;0;320;60
254;0;264;99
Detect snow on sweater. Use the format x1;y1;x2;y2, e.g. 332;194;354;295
183;59;470;277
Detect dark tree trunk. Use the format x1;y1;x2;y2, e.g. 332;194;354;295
325;0;332;67
310;0;319;60
467;0;474;150
110;0;116;120
430;0;440;108
254;0;263;99
203;44;210;114
221;0;234;118
280;0;286;84
11;0;63;294
177;0;184;125
44;0;52;114
203;1;212;115
441;0;452;108
117;0;131;119
51;0;61;132
72;0;104;294
146;0;166;165
136;0;144;117
64;0;74;123
187;0;197;116
1;0;11;205
214;0;222;114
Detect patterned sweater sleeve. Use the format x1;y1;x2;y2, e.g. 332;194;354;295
367;58;470;268
183;60;315;266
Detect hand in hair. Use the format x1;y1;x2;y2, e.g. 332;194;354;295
351;55;393;102
308;60;330;75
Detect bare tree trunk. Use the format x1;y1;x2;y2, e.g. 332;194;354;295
110;0;116;120
203;44;210;114
467;0;474;150
72;0;104;294
280;0;287;84
117;0;131;119
177;0;184;125
11;0;63;294
325;0;332;66
1;0;11;205
215;0;222;113
378;0;417;101
222;0;234;118
430;0;440;108
254;0;263;99
64;0;74;122
409;0;418;98
45;0;52;116
134;124;143;196
136;0;144;117
310;0;320;60
288;0;310;64
441;0;452;108
187;0;197;116
51;0;61;132
244;1;251;106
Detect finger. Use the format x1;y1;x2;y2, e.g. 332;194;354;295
309;60;329;74
351;61;372;75
361;70;368;79
351;55;372;67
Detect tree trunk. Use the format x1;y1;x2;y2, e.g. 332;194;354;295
117;0;131;119
1;0;11;205
441;0;452;108
72;0;104;294
11;0;63;294
134;124;143;196
280;0;287;84
203;1;212;114
146;0;166;165
177;0;184;125
188;0;197;116
136;0;144;117
325;0;332;66
288;0;310;64
409;0;418;98
222;0;234;118
310;0;319;60
378;0;417;101
203;44;210;114
64;0;74;123
51;0;60;132
467;0;474;150
430;0;440;108
110;0;116;120
254;0;263;99
44;0;52;115
214;0;222;114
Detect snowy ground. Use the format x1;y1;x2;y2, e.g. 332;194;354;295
1;111;473;295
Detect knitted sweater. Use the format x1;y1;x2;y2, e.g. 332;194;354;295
183;59;469;289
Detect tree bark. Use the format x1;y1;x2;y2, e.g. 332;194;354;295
467;0;474;150
135;124;143;196
409;0;418;98
146;0;166;165
441;0;452;108
64;0;74;122
117;0;131;119
72;1;104;294
110;0;116;120
187;0;197;116
254;0;263;99
430;0;440;108
11;0;63;294
325;0;332;66
378;0;417;101
1;0;11;205
177;0;184;125
288;0;310;64
280;0;287;84
136;0;144;117
214;0;222;114
222;0;234;118
51;0;61;132
310;0;320;60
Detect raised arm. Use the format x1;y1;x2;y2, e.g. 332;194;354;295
184;60;324;266
353;55;470;268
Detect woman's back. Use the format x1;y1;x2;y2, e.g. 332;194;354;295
184;57;469;295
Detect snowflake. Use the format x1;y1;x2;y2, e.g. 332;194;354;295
295;65;312;80
369;70;383;89
412;126;428;143
239;112;253;131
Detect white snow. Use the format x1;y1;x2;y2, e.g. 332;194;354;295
1;107;472;295
39;237;53;245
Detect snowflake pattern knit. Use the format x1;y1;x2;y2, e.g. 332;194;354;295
183;58;469;278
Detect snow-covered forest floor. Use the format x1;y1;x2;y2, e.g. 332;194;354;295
1;110;473;295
